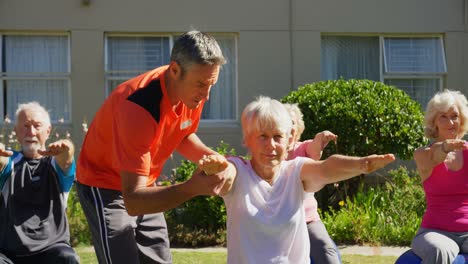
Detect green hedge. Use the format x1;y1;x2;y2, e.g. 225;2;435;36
282;79;427;211
322;167;425;246
282;79;426;160
67;186;92;246
164;141;236;247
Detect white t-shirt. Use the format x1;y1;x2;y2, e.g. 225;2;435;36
222;156;310;264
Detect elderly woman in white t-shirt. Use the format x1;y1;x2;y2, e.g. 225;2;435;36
199;96;395;264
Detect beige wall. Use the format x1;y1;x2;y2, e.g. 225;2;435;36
1;0;467;164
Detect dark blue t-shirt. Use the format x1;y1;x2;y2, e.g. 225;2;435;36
0;152;75;255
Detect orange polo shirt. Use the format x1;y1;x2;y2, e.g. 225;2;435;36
77;66;203;190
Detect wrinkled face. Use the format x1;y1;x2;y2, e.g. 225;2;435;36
15;110;51;158
171;63;220;109
435;105;461;140
245;126;289;170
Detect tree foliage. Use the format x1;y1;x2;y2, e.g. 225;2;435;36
282;79;428;210
282;79;427;160
164;141;237;247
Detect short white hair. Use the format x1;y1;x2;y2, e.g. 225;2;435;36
283;103;305;138
424;89;468;139
241;96;292;141
15;101;51;127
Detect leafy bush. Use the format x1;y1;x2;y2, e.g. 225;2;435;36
282;79;427;210
164;141;236;247
322;167;425;246
67;186;93;246
282;79;426;160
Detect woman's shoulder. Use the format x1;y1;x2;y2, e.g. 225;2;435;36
227;155;248;163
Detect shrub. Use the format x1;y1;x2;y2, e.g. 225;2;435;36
322;167;425;246
282;79;426;160
281;79;428;210
164;141;236;247
67;186;93;246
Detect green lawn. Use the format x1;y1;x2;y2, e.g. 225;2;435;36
75;246;398;264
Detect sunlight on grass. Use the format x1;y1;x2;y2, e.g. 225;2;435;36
342;254;397;264
75;246;399;264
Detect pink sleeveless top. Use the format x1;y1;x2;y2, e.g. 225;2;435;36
421;148;468;232
288;140;321;223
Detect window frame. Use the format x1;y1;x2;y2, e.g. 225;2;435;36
104;32;239;123
321;33;447;106
381;36;447;77
380;36;446;106
0;32;72;124
104;33;173;97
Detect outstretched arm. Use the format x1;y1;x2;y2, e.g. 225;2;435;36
414;139;467;182
301;153;395;192
0;143;13;172
305;130;338;160
120;154;231;216
38;139;75;172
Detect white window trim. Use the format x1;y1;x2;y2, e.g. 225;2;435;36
380;35;446;95
201;32;239;123
0;32;72;125
381;36;447;76
104;32;239;124
104;33;173;97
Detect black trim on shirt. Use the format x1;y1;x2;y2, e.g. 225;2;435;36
126;79;163;123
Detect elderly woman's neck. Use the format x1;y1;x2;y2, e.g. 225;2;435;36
251;161;279;184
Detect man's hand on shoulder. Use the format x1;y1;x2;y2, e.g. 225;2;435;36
198;154;228;175
184;154;230;197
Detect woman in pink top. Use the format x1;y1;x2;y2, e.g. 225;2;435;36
412;90;468;264
284;103;341;264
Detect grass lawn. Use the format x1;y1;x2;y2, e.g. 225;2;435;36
75;246;398;264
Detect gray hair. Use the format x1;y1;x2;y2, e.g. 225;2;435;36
283;103;305;138
15;101;51;127
424;89;468;139
171;30;226;77
241;96;292;141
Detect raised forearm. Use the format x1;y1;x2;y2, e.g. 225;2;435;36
321;155;365;182
0;156;9;172
121;165;226;215
122;181;198;216
0;143;12;172
55;139;75;171
305;140;323;160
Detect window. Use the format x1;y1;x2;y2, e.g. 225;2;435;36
0;34;71;123
321;36;380;81
321;35;447;107
105;35;171;95
105;33;237;121
382;37;446;107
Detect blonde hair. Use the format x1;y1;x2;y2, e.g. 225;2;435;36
241;96;292;142
424;89;468;139
15;101;51;127
283;103;305;140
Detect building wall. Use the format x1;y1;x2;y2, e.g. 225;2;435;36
1;0;467;164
